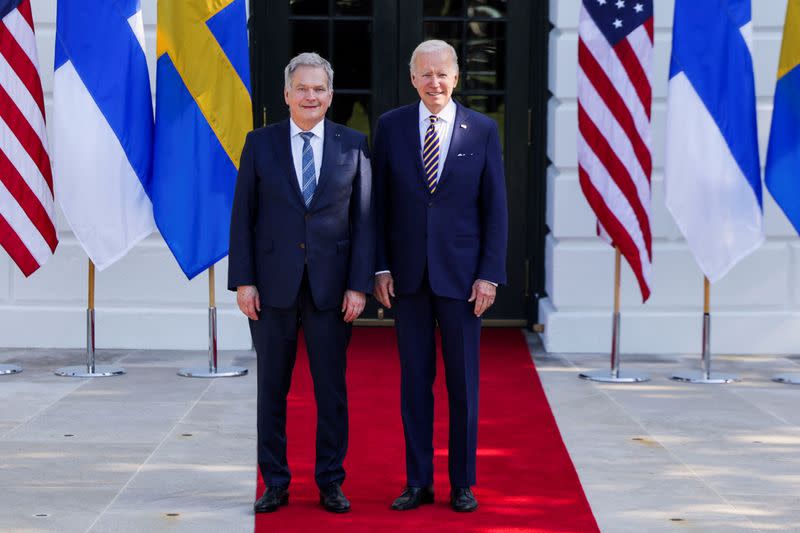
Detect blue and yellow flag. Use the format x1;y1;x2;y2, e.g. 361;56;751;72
766;0;800;234
148;0;252;279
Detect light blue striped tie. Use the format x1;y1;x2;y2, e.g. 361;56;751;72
300;132;316;207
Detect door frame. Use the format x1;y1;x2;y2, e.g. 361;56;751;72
247;0;550;327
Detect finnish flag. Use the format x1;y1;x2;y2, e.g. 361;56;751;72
53;0;155;270
665;0;763;283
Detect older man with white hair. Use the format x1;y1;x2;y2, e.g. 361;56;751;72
373;39;508;512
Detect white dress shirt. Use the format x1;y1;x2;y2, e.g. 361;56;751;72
289;119;324;189
418;99;456;184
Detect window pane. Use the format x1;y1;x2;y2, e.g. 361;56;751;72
463;21;504;90
424;0;465;17
332;95;371;138
291;21;330;61
463;95;504;149
467;0;506;18
335;0;372;16
422;22;462;67
333;21;372;89
290;0;329;16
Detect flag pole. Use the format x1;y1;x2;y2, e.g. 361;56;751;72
580;248;649;383
55;259;125;377
178;265;247;378
671;276;739;384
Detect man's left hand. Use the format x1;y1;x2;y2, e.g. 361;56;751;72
342;290;366;322
468;280;496;317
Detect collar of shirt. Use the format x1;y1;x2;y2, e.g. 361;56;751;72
290;118;325;140
418;99;456;128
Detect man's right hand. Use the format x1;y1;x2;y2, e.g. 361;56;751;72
374;272;395;309
237;285;261;320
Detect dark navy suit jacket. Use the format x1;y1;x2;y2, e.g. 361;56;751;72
374;102;507;299
227;119;374;310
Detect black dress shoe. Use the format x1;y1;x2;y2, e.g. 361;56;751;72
390;486;434;511
319;483;351;513
254;486;289;513
450;487;478;512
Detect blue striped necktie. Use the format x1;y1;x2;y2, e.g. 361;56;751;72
423;115;440;194
300;132;316;207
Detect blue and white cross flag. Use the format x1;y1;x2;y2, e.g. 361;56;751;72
665;0;763;283
53;0;155;270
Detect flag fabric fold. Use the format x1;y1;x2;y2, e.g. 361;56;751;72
149;0;252;279
665;0;763;283
766;0;800;233
578;0;654;302
0;0;57;276
53;0;155;270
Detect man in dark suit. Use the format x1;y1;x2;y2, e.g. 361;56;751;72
373;40;508;513
228;52;374;514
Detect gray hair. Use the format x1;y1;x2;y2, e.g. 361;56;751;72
284;52;334;91
409;40;459;73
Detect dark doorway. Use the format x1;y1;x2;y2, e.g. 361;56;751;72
248;0;549;326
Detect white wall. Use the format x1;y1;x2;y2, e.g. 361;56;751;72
541;0;798;354
0;0;251;349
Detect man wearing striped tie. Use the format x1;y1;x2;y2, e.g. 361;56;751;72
228;53;374;514
373;40;508;513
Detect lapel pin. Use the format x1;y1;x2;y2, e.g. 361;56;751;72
460;124;467;129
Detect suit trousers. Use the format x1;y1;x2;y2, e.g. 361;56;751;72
250;270;351;489
394;274;481;488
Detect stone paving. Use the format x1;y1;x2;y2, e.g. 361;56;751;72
532;336;800;533
1;332;799;532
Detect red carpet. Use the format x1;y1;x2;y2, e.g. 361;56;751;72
255;328;599;533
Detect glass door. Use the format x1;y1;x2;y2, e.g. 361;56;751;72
248;0;548;324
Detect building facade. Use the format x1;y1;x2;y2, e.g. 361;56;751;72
1;0;794;354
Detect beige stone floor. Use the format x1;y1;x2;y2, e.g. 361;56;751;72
1;332;799;532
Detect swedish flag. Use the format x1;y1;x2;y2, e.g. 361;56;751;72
148;0;252;279
766;0;800;234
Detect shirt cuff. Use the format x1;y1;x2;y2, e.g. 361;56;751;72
375;270;391;275
478;279;498;287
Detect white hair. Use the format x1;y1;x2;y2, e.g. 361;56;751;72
409;40;459;73
284;52;334;90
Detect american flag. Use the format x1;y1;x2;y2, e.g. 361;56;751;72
0;0;57;276
578;0;653;301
